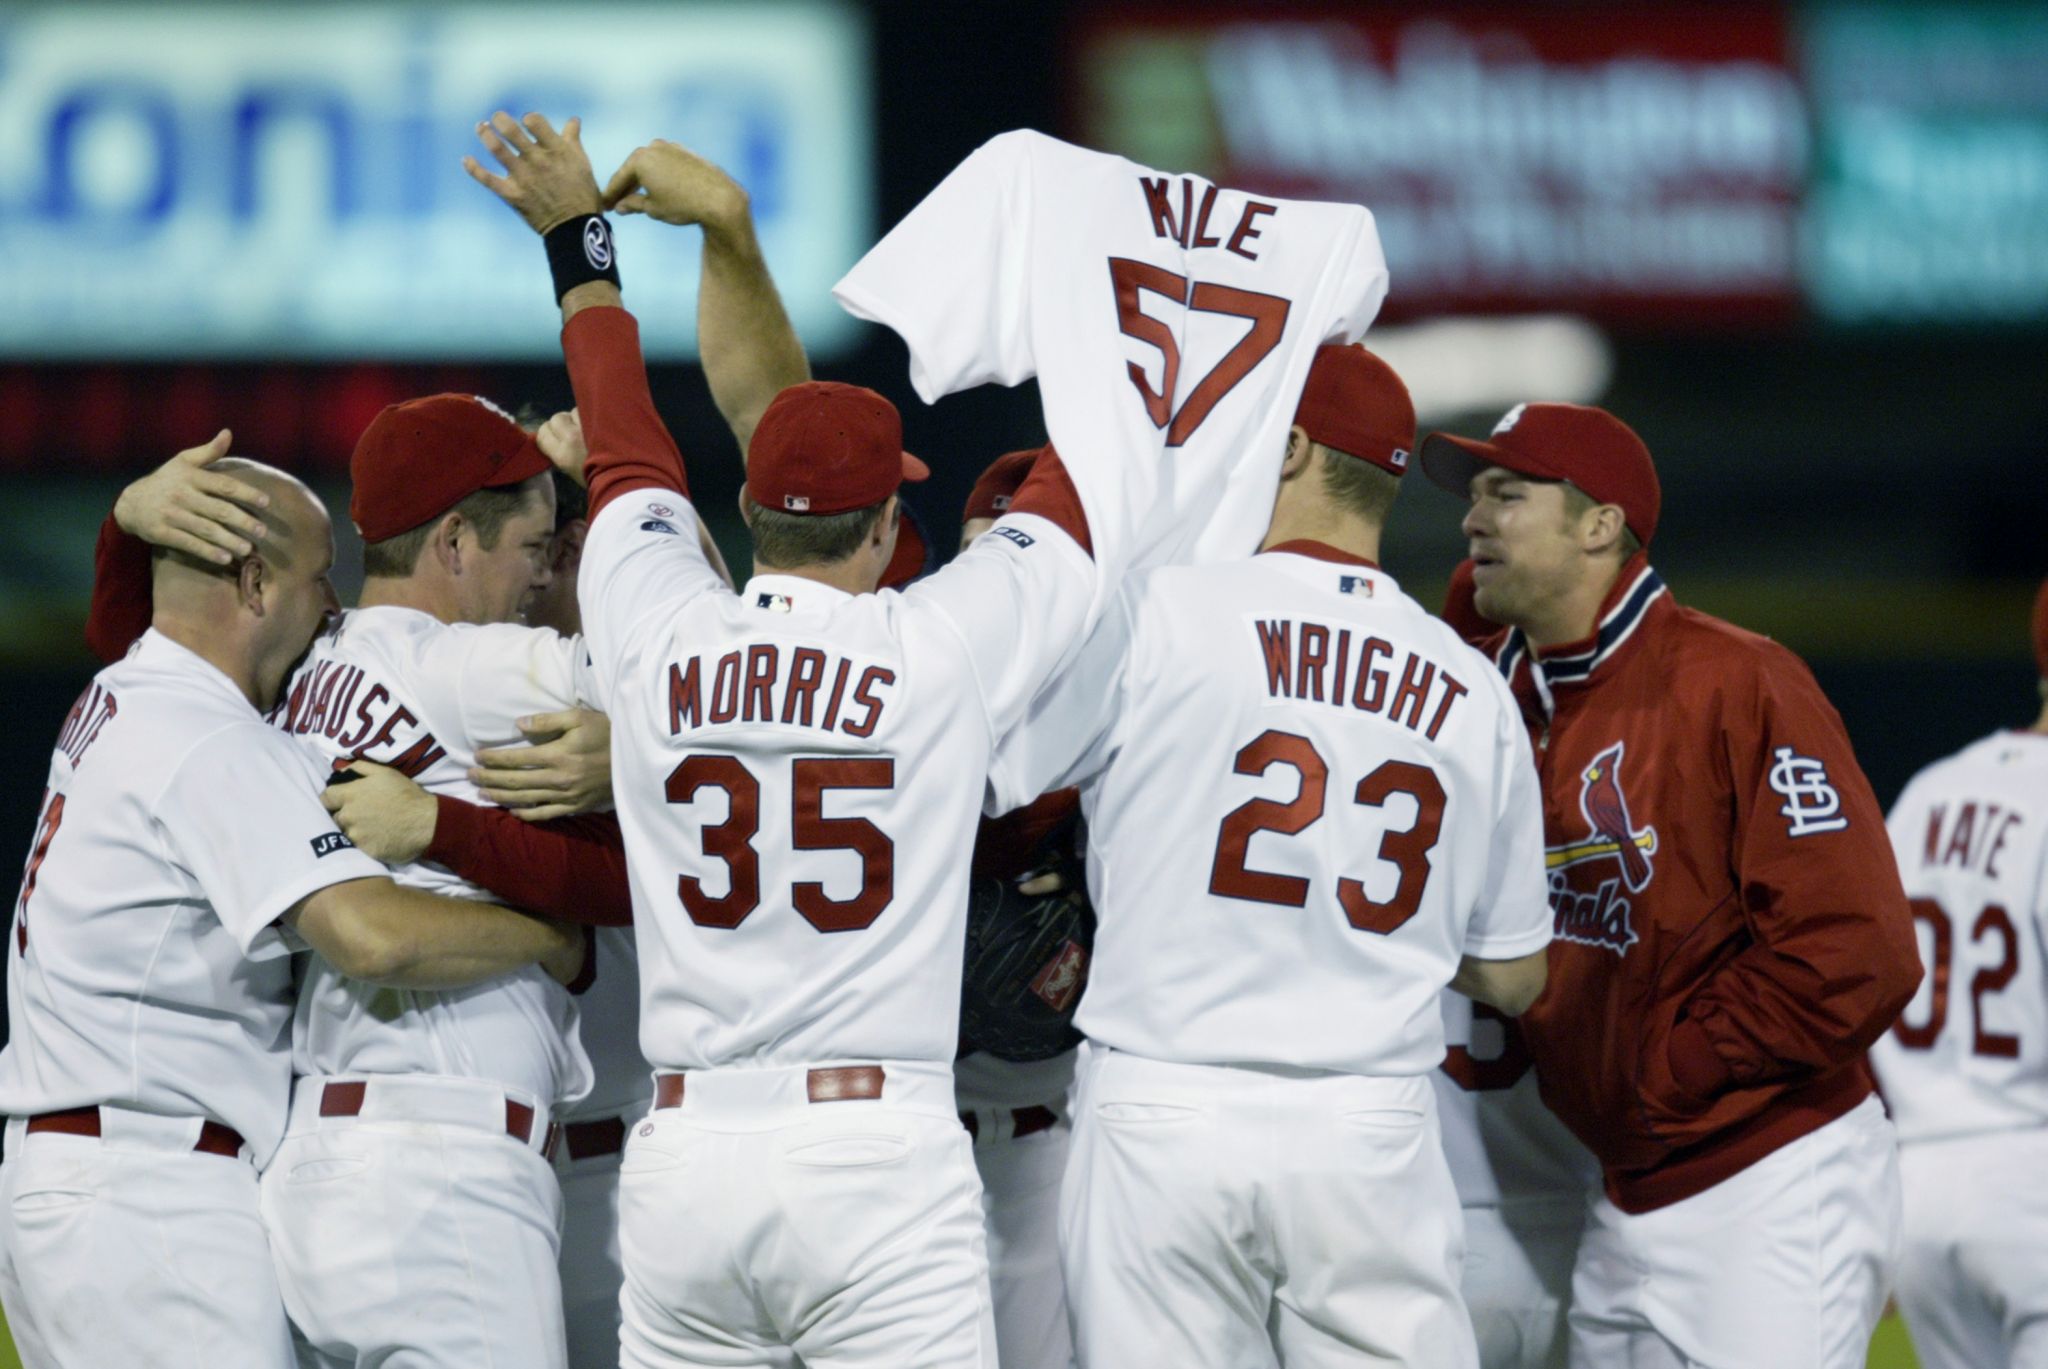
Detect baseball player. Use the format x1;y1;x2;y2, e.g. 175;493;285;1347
1868;578;2048;1369
467;98;1373;1361
1435;564;1600;1369
948;448;1087;1369
987;344;1552;1368
1418;404;1923;1367
0;449;585;1368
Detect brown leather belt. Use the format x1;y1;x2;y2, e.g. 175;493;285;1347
26;1107;245;1158
653;1065;885;1110
319;1081;560;1160
961;1104;1059;1143
561;1115;628;1161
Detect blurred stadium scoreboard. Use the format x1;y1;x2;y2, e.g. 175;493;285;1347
0;2;871;360
1073;2;2048;327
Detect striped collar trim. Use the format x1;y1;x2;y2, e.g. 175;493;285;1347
1495;563;1666;689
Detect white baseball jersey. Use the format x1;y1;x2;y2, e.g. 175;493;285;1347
1872;729;2048;1143
577;497;1095;1070
1434;993;1598;1208
562;927;648;1119
991;547;1552;1075
278;605;594;1108
0;630;386;1165
834;129;1389;586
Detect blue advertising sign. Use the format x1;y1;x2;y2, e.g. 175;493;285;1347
0;3;873;357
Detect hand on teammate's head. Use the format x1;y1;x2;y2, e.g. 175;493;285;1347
116;430;270;567
602;140;750;234
534;409;588;487
463;111;604;235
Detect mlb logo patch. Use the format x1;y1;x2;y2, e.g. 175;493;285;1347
757;592;794;613
1389;447;1410;470
992;494;1012;511
1339;575;1375;597
783;495;811;512
309;832;356;858
1030;940;1088;1013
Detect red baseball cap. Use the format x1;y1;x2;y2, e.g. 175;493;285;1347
746;381;929;516
1293;344;1415;477
879;500;934;591
964;447;1045;525
2032;577;2048;679
350;394;552;542
1420;403;1661;546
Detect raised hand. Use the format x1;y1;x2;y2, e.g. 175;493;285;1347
602;140;750;236
464;112;605;235
114;430;269;565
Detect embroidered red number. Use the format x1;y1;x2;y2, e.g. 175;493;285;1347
14;790;66;953
1208;731;1326;906
667;755;898;933
1441;1002;1534;1092
1339;761;1447;935
1893;896;2019;1059
1970;904;2021;1059
668;756;761;928
1208;733;1444;935
1891;898;1951;1049
791;758;895;933
1109;258;1291;446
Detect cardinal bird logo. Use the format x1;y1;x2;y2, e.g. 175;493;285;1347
1546;741;1658;891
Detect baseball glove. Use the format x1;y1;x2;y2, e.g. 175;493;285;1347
958;830;1094;1062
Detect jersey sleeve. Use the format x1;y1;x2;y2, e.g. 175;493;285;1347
85;514;153;664
982;582;1136;816
1463;700;1553;959
832;133;1032;404
153;723;388;957
577;492;727;710
407;624;586;754
424;799;631;928
1649;650;1922;1111
906;510;1096;768
563;304;693;519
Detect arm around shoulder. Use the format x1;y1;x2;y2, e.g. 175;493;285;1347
286;877;585;990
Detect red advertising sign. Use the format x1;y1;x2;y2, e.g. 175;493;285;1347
1072;7;1804;324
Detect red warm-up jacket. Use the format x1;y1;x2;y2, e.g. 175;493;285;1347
1459;556;1920;1212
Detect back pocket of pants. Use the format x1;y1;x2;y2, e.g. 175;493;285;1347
783;1132;912;1169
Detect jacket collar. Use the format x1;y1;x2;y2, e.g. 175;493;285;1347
1495;554;1665;717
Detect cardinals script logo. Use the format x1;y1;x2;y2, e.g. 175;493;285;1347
1545;741;1659;955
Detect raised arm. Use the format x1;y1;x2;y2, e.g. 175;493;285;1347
603;140;809;458
465;111;691;517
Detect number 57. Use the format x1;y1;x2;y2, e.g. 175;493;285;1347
1108;257;1290;446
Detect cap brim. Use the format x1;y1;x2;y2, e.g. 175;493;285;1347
1417;432;1570;498
900;451;930;483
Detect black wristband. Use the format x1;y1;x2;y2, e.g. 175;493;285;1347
544;214;621;302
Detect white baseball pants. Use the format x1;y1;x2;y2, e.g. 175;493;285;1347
1567;1094;1900;1369
260;1074;567;1369
0;1111;295;1367
1464;1199;1585;1369
967;1109;1073;1369
617;1060;996;1368
1059;1049;1477;1369
1892;1127;2048;1369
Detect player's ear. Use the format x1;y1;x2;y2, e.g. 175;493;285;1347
1579;502;1628;557
1278;426;1316;483
432;511;466;575
236;552;267;614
